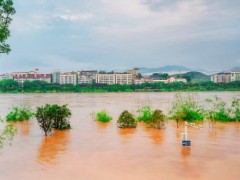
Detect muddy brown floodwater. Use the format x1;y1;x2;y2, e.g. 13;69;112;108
0;92;240;180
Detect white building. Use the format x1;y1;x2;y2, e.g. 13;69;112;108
0;73;13;80
231;72;240;82
77;70;97;84
60;73;77;85
211;72;232;83
96;73;133;85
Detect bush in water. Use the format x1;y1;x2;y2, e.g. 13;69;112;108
6;105;34;122
137;106;153;122
117;110;137;128
147;109;166;129
96;111;112;123
35;104;72;136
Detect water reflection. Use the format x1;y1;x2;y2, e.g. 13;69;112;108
8;121;32;136
181;147;191;158
37;130;70;165
141;123;165;144
97;122;111;129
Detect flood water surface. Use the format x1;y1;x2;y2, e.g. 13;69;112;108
0;92;240;180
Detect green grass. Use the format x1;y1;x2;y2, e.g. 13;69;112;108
137;106;153;122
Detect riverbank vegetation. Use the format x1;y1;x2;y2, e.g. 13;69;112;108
6;105;34;122
0;80;240;93
96;111;112;122
137;106;153;122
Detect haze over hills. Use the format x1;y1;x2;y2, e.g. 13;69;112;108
138;65;218;75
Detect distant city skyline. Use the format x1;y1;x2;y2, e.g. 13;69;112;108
0;0;240;73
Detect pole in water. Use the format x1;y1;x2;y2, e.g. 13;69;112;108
182;121;191;147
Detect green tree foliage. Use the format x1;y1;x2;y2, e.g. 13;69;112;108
35;104;72;136
96;111;112;122
0;0;15;54
117;110;137;128
169;93;204;127
137;106;153;122
152;73;169;80
147;109;166;129
0;117;16;149
35;104;54;136
0;80;240;93
51;104;72;130
6;105;34;122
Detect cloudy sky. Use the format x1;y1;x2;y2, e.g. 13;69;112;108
0;0;240;73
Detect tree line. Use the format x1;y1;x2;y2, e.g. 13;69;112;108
0;79;239;93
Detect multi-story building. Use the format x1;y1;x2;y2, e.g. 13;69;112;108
77;70;97;84
12;69;51;83
231;72;240;82
127;68;139;79
211;72;232;83
52;69;61;84
0;73;13;80
115;74;133;84
60;72;77;85
96;73;133;85
96;73;116;85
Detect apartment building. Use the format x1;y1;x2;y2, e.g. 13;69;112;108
12;69;51;83
96;73;133;85
60;72;77;85
231;72;240;82
96;74;116;85
52;69;61;84
77;70;97;84
211;72;232;83
127;68;139;79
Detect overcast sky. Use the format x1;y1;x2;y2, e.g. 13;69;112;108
0;0;240;73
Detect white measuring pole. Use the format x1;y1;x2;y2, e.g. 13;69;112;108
184;121;188;141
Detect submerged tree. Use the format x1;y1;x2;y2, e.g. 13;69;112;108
0;0;16;54
35;104;72;136
35;105;54;136
117;110;137;128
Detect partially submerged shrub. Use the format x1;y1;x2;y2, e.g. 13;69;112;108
117;110;137;128
0;117;17;149
137;106;153;122
6;105;34;122
96;111;112;122
204;96;232;127
231;98;240;122
147;109;166;129
169;93;204;127
35;104;72;136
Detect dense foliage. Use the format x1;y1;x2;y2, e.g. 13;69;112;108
147;109;166;129
169;93;204;127
35;104;72;136
50;104;72;130
231;98;240;122
137;106;153;122
96;111;112;122
0;0;15;54
0;80;240;93
0;117;16;149
6;105;34;122
117;110;137;128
